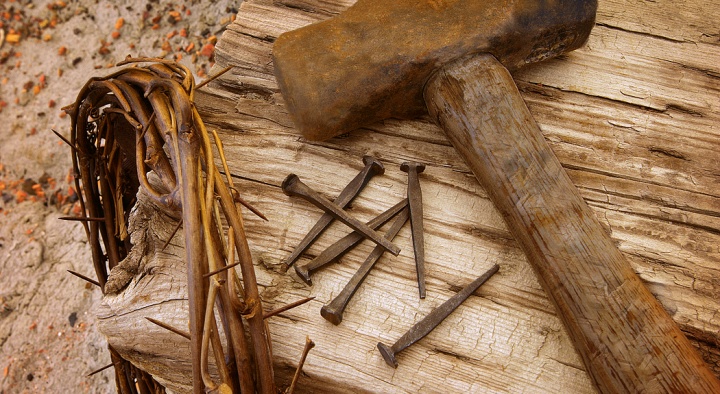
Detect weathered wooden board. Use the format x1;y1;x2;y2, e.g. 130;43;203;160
115;0;719;392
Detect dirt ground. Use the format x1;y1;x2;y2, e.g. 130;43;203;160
0;0;240;392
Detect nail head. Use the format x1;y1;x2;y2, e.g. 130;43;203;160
362;155;385;176
281;173;300;196
400;162;426;173
320;305;342;325
377;342;398;368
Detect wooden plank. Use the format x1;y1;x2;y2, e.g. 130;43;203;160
180;0;720;391
597;0;720;44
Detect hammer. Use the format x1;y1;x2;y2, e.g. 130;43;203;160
272;1;720;392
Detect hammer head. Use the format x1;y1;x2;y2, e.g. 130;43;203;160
273;0;597;141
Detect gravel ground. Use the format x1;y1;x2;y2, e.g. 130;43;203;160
0;0;240;392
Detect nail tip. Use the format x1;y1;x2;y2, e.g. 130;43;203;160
389;244;401;256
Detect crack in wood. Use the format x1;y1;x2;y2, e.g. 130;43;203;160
595;22;687;44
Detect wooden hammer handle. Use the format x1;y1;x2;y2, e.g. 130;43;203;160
424;54;720;393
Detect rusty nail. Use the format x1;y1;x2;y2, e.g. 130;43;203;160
282;174;401;256
321;207;409;325
294;198;408;286
283;156;385;270
377;264;499;368
401;161;427;299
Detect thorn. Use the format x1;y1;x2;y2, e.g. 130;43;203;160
264;297;315;320
67;270;101;287
88;362;116;377
231;187;268;221
211;129;268;223
138;112;156;141
196;65;234;90
51;129;79;153
286;336;315;394
202;262;241;279
161;219;183;252
59;216;106;222
145;317;191;340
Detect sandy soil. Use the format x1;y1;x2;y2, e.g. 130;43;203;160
0;0;239;392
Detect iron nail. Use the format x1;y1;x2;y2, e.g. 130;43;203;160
377;263;499;368
294;198;408;286
321;207;410;325
282;174;401;256
401;161;427;299
283;156;385;270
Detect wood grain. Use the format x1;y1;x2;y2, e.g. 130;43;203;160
424;53;719;392
99;0;720;392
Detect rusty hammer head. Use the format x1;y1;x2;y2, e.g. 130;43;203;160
273;0;597;140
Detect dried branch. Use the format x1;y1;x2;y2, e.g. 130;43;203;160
67;59;294;393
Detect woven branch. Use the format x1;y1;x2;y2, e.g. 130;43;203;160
65;58;280;394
